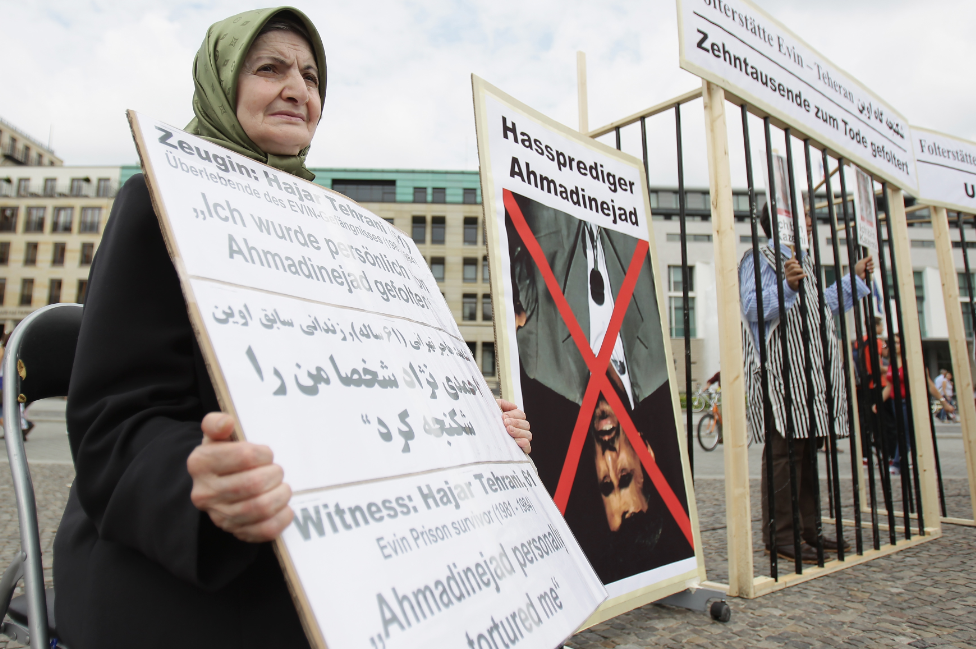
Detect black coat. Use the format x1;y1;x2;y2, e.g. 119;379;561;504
54;175;310;648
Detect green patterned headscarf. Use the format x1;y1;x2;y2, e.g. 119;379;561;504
185;7;327;181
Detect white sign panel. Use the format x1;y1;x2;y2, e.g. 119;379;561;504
128;111;606;649
767;152;808;251
473;76;703;626
677;0;917;191
913;126;976;214
852;165;879;255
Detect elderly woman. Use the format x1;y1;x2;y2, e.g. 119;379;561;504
54;8;531;648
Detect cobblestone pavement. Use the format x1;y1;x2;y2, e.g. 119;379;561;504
0;419;974;647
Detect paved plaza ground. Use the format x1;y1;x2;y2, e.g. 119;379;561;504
0;401;973;647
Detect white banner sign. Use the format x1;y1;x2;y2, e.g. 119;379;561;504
852;165;879;255
913;126;976;214
677;0;917;191
128;111;606;649
767;152;808;251
473;76;703;626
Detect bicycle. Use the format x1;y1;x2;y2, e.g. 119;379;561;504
697;388;723;451
690;382;716;413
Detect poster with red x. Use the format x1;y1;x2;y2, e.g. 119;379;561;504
472;76;704;625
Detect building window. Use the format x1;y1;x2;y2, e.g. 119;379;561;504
413;187;427;203
70;178;87;196
914;271;926;339
52;242;66;266
0;207;17;232
412;216;426;244
0;242;8;265
48;279;62;305
80;242;95;265
911;240;935;249
733;194;752;212
43;178;56;197
656;191;676;209
16;179;30;197
685;192;709;210
482;294;493;321
96;178;112;198
432;188;446;204
24;242;38;266
464;217;478;245
481;342;496;376
463;188;477;204
462;294;477;321
668;265;696;338
482;255;490;283
53;207;73;232
382;217;394;225
430;257;445;282
466;341;476;360
666;233;711;243
431;216;445;244
0;279;5;305
80;207;101;233
739;235;769;244
25;207;45;232
77;279;88;304
331;179;396;203
463;258;477;283
19;279;33;306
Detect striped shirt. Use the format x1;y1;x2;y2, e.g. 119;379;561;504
739;245;869;440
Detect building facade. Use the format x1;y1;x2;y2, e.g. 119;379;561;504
0;117;61;168
0;160;971;391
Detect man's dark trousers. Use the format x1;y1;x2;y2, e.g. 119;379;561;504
761;430;820;548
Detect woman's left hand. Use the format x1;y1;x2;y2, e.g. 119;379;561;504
497;398;531;454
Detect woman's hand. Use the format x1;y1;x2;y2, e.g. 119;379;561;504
855;255;875;280
187;412;293;543
497;398;532;454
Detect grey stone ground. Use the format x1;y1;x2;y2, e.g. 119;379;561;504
0;402;974;647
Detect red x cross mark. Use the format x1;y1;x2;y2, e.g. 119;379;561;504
505;190;694;549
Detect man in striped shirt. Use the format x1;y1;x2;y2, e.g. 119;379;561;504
740;205;872;563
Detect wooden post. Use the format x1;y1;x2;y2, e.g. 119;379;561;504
702;80;755;597
577;51;588;134
930;205;976;521
886;187;942;533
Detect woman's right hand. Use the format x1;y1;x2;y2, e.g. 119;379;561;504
187;412;293;543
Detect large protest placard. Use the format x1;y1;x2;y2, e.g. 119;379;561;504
471;76;704;625
677;0;917;192
127;111;606;649
913;126;976;214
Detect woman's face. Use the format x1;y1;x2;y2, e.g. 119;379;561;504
236;30;321;156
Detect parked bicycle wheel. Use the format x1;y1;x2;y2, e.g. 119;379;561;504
698;413;721;451
691;391;708;412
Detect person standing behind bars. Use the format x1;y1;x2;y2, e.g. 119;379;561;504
739;204;873;563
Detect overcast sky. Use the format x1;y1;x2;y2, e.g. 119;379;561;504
3;0;973;186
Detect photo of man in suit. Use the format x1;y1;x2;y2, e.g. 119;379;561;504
504;190;693;584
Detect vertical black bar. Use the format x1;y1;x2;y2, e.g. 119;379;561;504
787;133;825;566
675;105;694;477
880;186;925;536
615;126;622;152
764;118;803;574
822;153;863;558
839;164;898;546
805;143;857;556
959;214;976;339
858;181;905;540
640;117;650;189
741;106;777;580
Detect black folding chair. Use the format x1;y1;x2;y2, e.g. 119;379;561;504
0;303;82;648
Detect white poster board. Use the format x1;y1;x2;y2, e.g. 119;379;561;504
472;76;704;627
913;126;976;214
767;152;808;250
852;165;879;255
677;0;917;192
127;111;606;649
